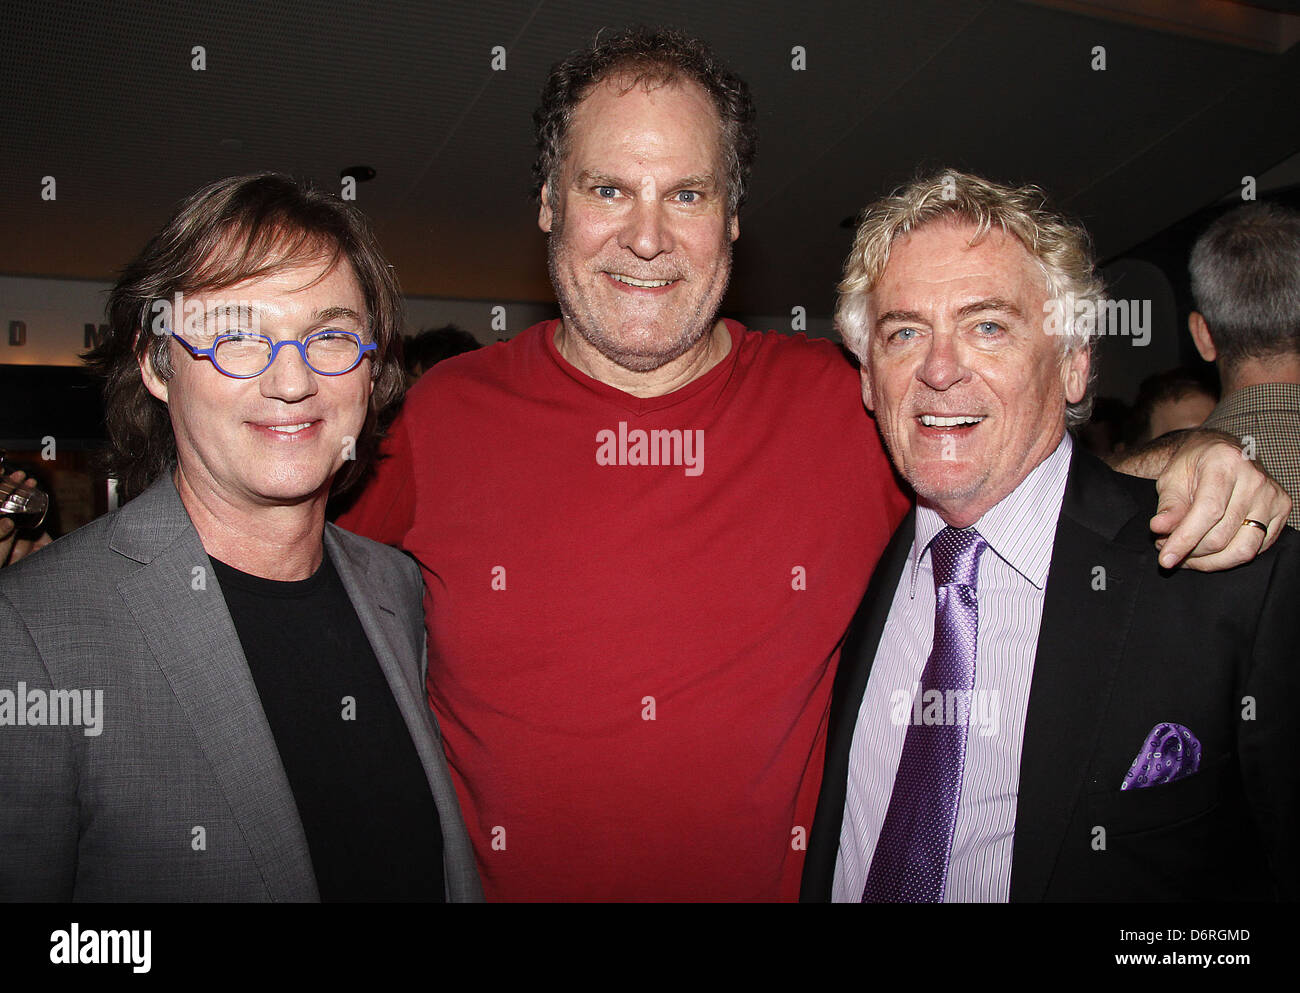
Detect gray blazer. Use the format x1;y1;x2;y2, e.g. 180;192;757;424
0;476;482;902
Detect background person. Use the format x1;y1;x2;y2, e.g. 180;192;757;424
1120;368;1218;449
1189;202;1300;530
403;324;482;386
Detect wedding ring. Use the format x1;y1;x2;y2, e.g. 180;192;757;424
1241;518;1268;534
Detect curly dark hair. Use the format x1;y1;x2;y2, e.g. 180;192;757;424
85;173;406;501
532;26;757;217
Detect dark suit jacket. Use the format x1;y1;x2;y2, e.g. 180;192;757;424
0;475;483;902
802;447;1300;901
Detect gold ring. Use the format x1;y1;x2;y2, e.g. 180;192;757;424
1242;518;1268;534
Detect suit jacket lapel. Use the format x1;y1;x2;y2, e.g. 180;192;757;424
325;526;483;902
324;527;428;741
111;477;318;902
1009;449;1150;901
803;510;915;900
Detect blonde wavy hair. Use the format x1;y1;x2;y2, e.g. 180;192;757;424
836;170;1103;427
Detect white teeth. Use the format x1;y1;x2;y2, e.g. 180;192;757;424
920;414;984;427
610;273;672;288
267;422;312;434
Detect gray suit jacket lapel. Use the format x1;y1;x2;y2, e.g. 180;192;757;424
326;526;482;902
110;477;319;902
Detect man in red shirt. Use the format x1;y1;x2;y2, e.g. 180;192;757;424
339;28;1287;901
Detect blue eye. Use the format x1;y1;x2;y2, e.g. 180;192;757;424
675;191;699;204
893;327;918;341
596;186;618;198
976;321;1002;335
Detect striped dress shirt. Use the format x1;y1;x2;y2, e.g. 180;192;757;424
833;434;1073;902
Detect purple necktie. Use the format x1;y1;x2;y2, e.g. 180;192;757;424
863;526;988;903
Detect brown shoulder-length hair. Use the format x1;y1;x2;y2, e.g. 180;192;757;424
86;172;406;500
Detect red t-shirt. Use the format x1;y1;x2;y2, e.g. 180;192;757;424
338;319;908;901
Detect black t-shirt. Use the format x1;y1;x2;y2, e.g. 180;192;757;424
211;551;445;902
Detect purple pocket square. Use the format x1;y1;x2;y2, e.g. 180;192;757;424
1119;723;1201;790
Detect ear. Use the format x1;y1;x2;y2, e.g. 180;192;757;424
137;334;170;404
538;184;554;234
729;213;739;243
858;364;876;412
1188;312;1217;362
1062;342;1089;405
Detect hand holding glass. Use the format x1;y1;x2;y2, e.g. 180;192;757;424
0;469;50;529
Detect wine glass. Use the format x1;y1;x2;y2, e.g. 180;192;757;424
0;452;50;529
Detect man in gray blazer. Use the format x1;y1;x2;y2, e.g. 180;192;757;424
0;173;482;902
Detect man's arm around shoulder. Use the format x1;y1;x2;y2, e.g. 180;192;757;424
1109;427;1290;571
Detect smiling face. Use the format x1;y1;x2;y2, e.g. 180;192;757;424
861;221;1088;527
141;255;373;515
539;75;739;372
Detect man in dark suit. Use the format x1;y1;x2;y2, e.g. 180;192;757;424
803;170;1298;902
0;174;482;901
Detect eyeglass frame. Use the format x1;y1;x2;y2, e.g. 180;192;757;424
168;328;377;379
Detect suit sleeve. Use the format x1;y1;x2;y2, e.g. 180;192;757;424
1238;538;1300;898
0;591;79;901
336;412;417;548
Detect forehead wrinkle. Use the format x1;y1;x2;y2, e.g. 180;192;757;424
565;79;726;178
879;232;1044;320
